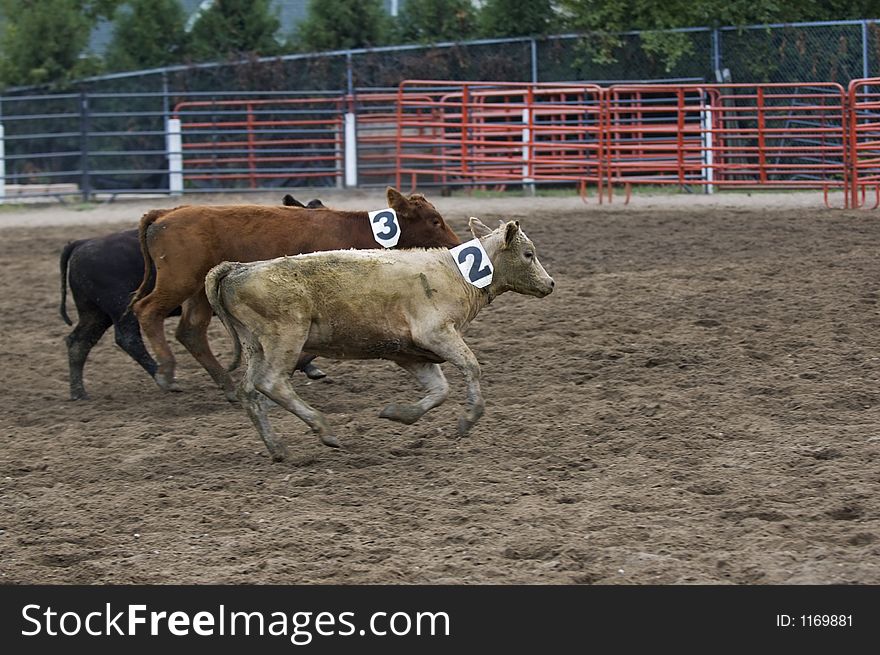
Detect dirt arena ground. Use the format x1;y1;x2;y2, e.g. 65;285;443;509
1;190;879;585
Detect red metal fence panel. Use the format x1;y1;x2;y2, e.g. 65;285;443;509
173;95;345;190
394;80;605;193
848;78;880;208
163;79;880;207
603;83;848;202
392;80;851;204
354;91;439;187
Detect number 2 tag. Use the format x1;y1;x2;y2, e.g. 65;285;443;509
368;208;400;248
450;238;493;288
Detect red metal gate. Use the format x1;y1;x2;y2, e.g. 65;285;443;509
394;80;604;193
603;83;848;202
393;80;851;205
166;80;880;207
173;95;345;189
848;78;880;208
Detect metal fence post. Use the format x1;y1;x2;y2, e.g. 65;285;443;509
700;91;714;195
161;70;170;122
344;52;358;188
863;21;870;79
531;38;538;83
79;92;91;202
166;116;183;196
344;113;357;188
522;86;535;196
711;28;721;79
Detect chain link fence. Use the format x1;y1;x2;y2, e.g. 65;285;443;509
74;20;880;92
4;20;879;99
719;22;867;84
537;30;714;83
9;19;874;98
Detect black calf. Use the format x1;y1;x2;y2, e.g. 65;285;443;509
61;229;163;399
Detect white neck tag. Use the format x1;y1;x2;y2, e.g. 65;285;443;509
368;208;400;248
450;238;493;288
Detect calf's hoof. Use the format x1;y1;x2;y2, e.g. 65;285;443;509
69;390;89;401
379;403;421;425
154;372;182;392
457;416;474;436
269;445;290;462
303;363;327;380
320;434;340;448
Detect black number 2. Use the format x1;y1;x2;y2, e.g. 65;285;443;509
457;246;492;283
372;210;398;240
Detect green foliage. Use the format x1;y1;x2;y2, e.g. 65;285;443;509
800;1;877;22
82;0;120;19
478;0;557;38
188;0;281;62
558;0;788;36
0;0;118;88
555;0;880;73
397;0;477;43
294;0;389;52
637;31;696;74
105;0;188;71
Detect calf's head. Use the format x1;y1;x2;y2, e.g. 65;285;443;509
470;217;555;298
387;187;461;249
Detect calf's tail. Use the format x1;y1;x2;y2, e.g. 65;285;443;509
127;209;166;314
205;261;245;372
59;240;81;326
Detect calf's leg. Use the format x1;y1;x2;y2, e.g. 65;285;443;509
176;291;237;402
415;328;484;435
113;312;158;378
65;308;112;400
133;293;181;392
238;374;289;462
250;333;339;451
379;361;449;425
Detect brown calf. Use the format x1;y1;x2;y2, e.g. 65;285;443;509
130;187;461;401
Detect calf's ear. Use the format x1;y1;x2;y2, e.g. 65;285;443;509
503;220;520;249
386;186;408;211
468;217;494;238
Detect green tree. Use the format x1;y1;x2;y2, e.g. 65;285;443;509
794;0;880;20
188;0;281;62
556;0;806;35
294;0;388;52
554;0;880;37
0;0;119;87
397;0;477;43
478;0;556;38
105;0;188;71
556;0;811;72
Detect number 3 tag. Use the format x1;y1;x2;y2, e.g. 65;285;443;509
450;238;493;288
368;208;400;248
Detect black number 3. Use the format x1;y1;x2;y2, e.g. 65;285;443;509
457;246;492;283
372;210;398;240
